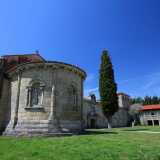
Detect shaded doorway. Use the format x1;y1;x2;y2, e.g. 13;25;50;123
154;120;159;126
90;119;96;129
147;120;153;126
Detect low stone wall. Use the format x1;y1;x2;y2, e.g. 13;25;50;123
111;108;130;127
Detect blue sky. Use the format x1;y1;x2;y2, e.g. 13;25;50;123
0;0;160;98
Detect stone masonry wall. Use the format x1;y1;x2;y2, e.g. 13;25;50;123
0;78;11;133
5;64;84;135
83;94;130;128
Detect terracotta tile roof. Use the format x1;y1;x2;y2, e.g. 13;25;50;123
141;105;160;111
2;53;45;71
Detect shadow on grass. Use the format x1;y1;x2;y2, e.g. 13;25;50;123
82;130;118;135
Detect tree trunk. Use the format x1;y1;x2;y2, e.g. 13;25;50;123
107;116;112;129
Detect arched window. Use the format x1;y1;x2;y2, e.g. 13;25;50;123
151;112;155;116
26;80;45;108
68;85;78;111
31;82;41;106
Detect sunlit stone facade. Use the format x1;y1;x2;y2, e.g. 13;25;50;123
0;54;86;136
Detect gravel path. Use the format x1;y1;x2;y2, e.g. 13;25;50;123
136;131;160;134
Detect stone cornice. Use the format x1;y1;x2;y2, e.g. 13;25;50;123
6;61;87;80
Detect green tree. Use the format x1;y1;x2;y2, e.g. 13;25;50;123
99;50;118;128
158;97;160;104
131;96;160;105
144;96;152;105
152;96;159;104
131;97;143;104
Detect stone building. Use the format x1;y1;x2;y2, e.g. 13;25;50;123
0;53;86;136
139;105;160;126
83;93;131;128
0;53;131;136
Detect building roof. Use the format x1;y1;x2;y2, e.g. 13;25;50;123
1;53;86;79
141;104;160;111
2;53;45;71
117;92;130;97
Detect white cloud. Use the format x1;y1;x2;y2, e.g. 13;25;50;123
120;72;160;85
142;72;160;91
84;72;160;98
120;72;160;97
84;87;99;97
85;87;99;93
84;73;99;97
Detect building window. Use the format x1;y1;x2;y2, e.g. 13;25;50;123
68;85;78;111
31;82;41;106
151;112;155;116
26;80;45;108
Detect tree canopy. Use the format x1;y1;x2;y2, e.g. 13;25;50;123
131;96;160;105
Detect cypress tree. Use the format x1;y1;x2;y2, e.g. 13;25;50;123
99;50;118;128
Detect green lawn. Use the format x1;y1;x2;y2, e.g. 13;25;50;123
0;127;160;160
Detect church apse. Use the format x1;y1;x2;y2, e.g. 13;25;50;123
2;54;86;136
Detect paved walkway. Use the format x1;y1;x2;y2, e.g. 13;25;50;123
136;131;160;134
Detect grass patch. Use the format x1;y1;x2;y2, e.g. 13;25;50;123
0;127;160;160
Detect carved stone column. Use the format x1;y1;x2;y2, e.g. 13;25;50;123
26;87;31;107
39;86;44;106
49;85;55;120
13;71;22;129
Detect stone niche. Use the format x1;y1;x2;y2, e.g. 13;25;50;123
4;62;86;136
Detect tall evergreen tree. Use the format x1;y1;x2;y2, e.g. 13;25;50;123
99;50;118;128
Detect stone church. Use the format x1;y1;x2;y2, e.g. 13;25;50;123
0;53;130;136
